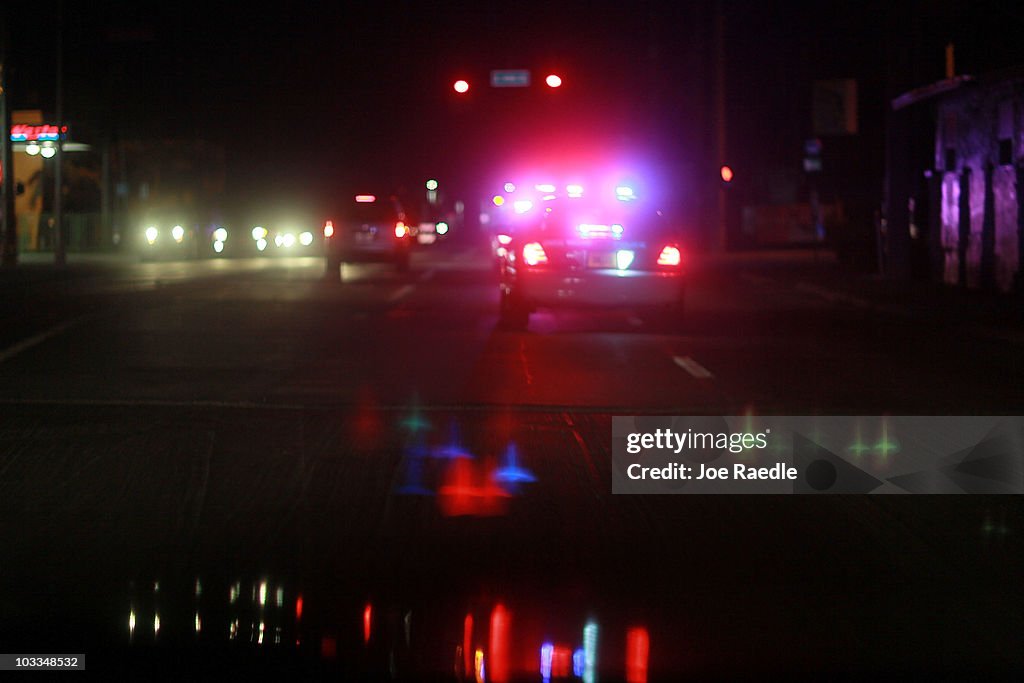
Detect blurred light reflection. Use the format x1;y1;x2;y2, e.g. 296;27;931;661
474;648;485;683
489;604;510;682
540;642;553;681
626;627;650;683
363;603;373;644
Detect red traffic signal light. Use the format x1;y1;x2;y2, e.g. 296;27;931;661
544;74;562;88
453;79;470;93
720;165;734;183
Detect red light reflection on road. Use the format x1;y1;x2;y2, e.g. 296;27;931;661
438;457;510;516
489;604;510;683
626;627;650;683
464;613;474;677
552;645;572;678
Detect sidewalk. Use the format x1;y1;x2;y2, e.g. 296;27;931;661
0;251;136;288
705;247;1024;340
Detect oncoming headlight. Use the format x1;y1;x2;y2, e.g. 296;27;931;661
145;227;158;244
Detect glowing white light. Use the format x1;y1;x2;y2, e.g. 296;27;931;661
615;186;635;200
25;142;40;156
299;231;313;246
583;621;599;683
252;226;267;240
259;581;268;606
256;238;268;251
425;178;439;191
535;183;556;193
282;233;296;248
171;225;185;242
513;199;533;214
275;587;284;608
154;613;161;636
503;182;516;193
566;184;584;197
213;227;228;242
616;250;635;270
40;145;56;158
436;221;449;235
612;223;624;235
274;234;283;247
213;240;224;253
145;227;158;244
195;613;202;633
129;609;136;637
523;242;548;266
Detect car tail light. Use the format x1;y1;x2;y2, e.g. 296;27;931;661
657;245;681;267
323;220;334;238
496;233;512;246
395;221;409;238
522;242;548;266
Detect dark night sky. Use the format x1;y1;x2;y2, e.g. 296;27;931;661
7;1;1024;220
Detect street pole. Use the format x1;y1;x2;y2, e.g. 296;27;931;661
0;16;17;268
53;0;65;266
713;0;728;252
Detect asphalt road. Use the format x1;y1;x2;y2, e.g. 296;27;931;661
0;241;1021;680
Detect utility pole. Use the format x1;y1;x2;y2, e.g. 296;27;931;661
53;0;65;266
1;15;17;268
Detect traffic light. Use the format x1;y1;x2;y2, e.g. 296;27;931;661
453;79;469;93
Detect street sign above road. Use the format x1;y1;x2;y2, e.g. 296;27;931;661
490;69;531;88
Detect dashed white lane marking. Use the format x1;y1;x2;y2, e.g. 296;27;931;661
0;315;94;365
673;355;714;379
388;284;416;303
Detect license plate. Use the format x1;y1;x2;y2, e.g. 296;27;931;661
587;252;615;268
